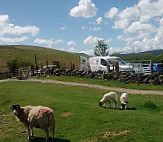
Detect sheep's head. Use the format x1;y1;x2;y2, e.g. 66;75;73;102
10;104;21;116
99;102;102;107
121;104;126;110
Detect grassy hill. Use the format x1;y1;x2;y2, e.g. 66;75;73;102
0;45;87;72
115;49;163;62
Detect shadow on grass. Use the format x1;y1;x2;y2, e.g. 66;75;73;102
29;137;70;142
100;106;137;110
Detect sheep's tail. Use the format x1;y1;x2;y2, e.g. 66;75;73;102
49;112;55;140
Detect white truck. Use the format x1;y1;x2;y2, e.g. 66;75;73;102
80;56;134;72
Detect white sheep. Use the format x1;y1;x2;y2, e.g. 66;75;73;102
120;93;129;110
10;104;55;142
99;92;117;109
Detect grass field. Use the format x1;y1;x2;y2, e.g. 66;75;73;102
0;81;163;142
37;76;163;91
0;45;84;72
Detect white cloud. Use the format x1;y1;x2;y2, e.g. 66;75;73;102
84;35;103;46
55;39;63;45
0;14;39;44
82;26;101;31
0;15;39;36
104;7;118;19
109;46;124;54
69;0;97;18
34;38;54;48
69;47;78;52
0;36;28;44
88;27;101;32
118;6;139;21
95;17;102;25
67;40;76;47
105;38;112;45
82;37;112;55
82;26;87;30
60;26;66;30
125;21;156;34
109;0;163;53
113;19;129;29
80;49;94;55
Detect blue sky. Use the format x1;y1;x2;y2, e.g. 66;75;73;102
0;0;163;55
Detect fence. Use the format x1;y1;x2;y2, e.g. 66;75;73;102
126;60;152;74
0;72;13;79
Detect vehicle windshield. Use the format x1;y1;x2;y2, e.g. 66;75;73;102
107;58;127;65
157;64;163;67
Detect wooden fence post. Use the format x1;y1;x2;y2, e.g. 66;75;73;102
150;61;153;74
115;61;119;73
107;62;111;73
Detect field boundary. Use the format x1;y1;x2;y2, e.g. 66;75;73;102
1;78;163;95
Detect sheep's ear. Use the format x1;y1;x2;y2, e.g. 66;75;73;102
16;104;20;109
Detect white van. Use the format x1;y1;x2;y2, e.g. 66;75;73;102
88;56;134;72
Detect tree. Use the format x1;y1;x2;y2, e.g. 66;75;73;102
94;40;109;56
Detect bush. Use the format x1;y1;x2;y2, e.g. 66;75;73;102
142;101;158;110
7;60;18;76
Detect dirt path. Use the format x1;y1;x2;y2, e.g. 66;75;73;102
1;79;163;95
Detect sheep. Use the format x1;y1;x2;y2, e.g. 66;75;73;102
10;104;55;142
120;93;129;110
99;92;117;109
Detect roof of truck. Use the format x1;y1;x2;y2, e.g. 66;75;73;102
89;56;120;60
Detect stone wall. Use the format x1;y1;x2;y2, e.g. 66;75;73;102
40;68;163;85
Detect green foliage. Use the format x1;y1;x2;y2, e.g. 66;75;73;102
7;59;32;75
113;52;163;62
7;60;18;75
142;101;158;110
94;40;109;56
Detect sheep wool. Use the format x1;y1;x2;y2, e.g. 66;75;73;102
10;104;55;142
99;92;117;109
120;93;129;109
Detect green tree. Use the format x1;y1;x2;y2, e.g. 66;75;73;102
7;60;18;76
94;40;109;56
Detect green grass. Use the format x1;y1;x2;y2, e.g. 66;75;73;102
0;81;163;142
0;45;85;72
37;76;163;91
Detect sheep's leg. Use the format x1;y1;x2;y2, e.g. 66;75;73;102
45;129;49;142
109;101;111;109
52;123;55;142
121;104;125;110
121;104;123;109
30;126;34;138
126;103;129;109
27;125;31;140
114;101;117;109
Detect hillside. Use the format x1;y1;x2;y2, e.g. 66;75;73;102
120;49;163;56
115;49;163;62
0;45;86;72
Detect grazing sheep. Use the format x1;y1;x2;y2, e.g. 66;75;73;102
99;92;117;109
10;104;55;142
120;93;129;110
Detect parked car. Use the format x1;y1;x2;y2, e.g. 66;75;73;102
153;63;163;72
143;63;163;73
